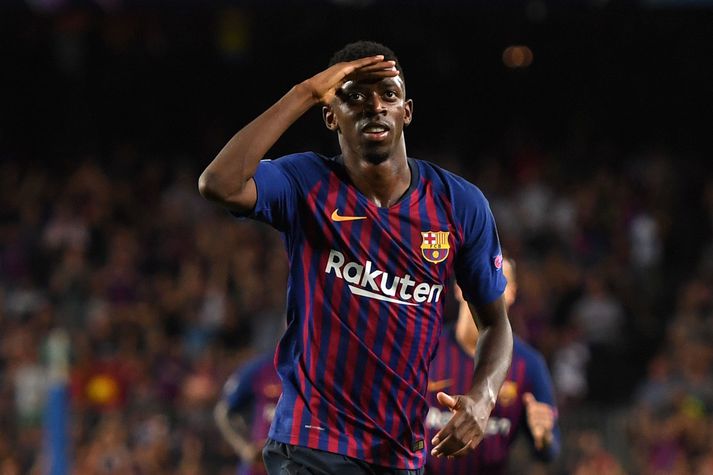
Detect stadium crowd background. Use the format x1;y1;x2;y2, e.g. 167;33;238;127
1;2;713;474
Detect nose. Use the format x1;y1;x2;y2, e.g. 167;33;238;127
365;92;386;115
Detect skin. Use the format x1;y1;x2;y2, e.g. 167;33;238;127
452;259;556;454
199;54;513;458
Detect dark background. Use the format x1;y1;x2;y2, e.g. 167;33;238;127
3;4;713;161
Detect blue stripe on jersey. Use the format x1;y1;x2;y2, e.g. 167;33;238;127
382;207;410;469
331;185;362;454
365;213;390;458
316;240;336;452
244;153;505;468
297;180;329;448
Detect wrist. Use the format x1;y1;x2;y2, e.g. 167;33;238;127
468;381;498;410
293;82;322;107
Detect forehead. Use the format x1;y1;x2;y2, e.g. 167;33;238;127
341;76;405;92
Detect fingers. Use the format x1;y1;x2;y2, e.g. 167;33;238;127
340;56;393;77
431;431;472;458
431;429;481;458
450;440;476;457
431;394;489;457
431;432;451;456
436;391;458;410
523;393;555;450
522;392;536;406
347;54;386;69
356;60;398;73
430;404;483;458
532;425;546;450
346;64;399;85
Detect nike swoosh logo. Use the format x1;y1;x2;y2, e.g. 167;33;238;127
331;209;367;222
427;379;452;392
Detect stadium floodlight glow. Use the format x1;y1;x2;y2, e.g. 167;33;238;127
503;45;534;69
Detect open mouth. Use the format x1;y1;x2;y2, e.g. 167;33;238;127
361;123;390;141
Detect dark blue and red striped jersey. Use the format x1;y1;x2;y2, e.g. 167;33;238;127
425;329;561;475
222;353;281;475
237;152;505;469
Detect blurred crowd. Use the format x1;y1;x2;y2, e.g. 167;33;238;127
0;157;287;474
1;139;712;474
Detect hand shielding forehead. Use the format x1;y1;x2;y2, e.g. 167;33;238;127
341;75;406;93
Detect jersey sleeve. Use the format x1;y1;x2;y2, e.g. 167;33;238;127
452;181;506;306
231;158;299;232
525;352;562;462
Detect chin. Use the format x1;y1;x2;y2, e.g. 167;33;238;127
361;143;391;165
363;152;389;165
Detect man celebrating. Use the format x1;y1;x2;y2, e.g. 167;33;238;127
199;41;512;474
426;257;561;474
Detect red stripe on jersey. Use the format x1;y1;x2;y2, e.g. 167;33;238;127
321;177;353;454
306;173;343;450
289;180;324;443
385;205;425;457
360;208;386;462
339;184;371;459
396;182;433;456
383;204;412;443
371;213;408;460
436;188;461;251
516;358;526;384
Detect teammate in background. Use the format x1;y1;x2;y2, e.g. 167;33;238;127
426;257;561;474
199;41;512;474
214;353;282;475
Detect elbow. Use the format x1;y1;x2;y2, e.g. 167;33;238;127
198;169;229;202
198;167;253;212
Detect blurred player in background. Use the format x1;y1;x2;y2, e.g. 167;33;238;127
426;257;561;474
214;352;282;475
199;40;512;473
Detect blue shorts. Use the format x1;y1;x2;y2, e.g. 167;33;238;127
262;439;425;475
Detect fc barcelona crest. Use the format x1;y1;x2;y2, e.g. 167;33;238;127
420;231;450;264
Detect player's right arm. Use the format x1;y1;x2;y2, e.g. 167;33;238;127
198;55;398;213
522;352;561;461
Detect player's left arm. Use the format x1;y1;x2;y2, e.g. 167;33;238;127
431;295;512;458
431;180;513;458
214;359;263;463
523;353;561;461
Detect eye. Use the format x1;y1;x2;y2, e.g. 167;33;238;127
348;91;366;102
383;90;398;101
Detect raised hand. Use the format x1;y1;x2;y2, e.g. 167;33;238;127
430;391;490;458
299;55;399;105
523;392;555;450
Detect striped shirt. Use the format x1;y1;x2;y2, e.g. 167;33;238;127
425;329;561;474
237;152;505;468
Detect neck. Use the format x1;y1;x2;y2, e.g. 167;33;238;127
340;139;411;208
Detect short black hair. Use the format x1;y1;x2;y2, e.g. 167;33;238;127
328;40;405;83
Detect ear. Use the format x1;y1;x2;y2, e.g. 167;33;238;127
322;105;339;132
403;99;414;127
